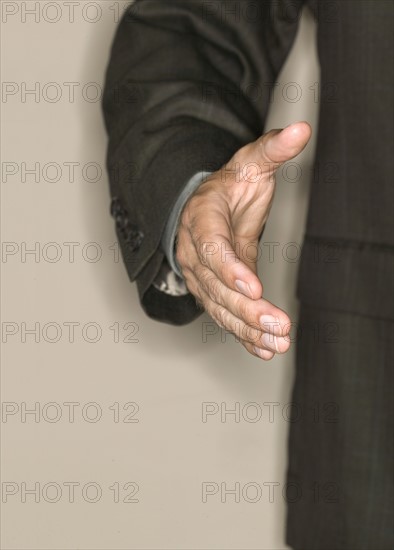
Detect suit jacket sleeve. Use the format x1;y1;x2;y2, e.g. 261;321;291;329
102;0;305;326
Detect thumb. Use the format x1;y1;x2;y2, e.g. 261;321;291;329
253;121;312;173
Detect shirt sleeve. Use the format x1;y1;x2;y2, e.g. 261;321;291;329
160;171;213;278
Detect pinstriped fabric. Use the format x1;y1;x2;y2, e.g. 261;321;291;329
286;304;393;550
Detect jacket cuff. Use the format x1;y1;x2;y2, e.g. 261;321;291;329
108;126;243;325
108;124;243;293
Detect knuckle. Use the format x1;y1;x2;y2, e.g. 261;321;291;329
194;232;212;262
234;293;250;321
200;238;215;259
206;275;222;304
233;144;249;163
233;293;259;329
212;304;229;330
186;198;205;229
187;193;203;210
242;324;257;344
199;269;214;295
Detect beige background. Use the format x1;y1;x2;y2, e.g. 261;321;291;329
1;2;319;548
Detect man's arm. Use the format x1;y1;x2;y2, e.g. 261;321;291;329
102;0;305;326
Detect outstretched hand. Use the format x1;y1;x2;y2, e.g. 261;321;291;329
175;122;312;360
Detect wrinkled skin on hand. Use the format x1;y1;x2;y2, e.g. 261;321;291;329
175;122;312;360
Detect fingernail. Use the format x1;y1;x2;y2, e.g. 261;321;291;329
235;279;253;298
262;332;279;353
259;315;281;335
